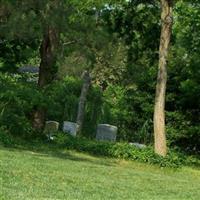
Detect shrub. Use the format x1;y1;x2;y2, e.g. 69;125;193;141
0;72;198;156
166;111;200;154
0;73;41;137
0;126;14;146
0;74;102;138
45;77;103;137
53;133;200;168
101;85;154;143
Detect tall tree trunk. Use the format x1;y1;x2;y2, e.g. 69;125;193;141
76;70;91;134
153;0;173;156
32;27;59;130
38;27;58;87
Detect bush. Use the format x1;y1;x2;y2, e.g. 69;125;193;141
0;74;102;138
0;73;41;137
0;126;14;146
101;85;154;143
166;111;200;154
45;76;103;137
53;133;199;168
0;72;198;156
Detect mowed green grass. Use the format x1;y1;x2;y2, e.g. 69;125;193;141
0;146;200;200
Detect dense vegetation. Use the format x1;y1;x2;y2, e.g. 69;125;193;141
0;0;199;163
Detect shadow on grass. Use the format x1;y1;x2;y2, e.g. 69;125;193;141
0;143;116;167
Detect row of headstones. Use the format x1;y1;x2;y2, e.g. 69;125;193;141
45;121;146;148
45;121;118;142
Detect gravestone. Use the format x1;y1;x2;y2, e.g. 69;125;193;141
44;121;59;140
129;142;147;149
18;65;39;73
18;65;39;82
96;124;117;142
45;121;59;133
63;121;78;137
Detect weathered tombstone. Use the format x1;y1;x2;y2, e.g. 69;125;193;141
18;65;39;73
63;121;78;137
18;65;39;82
129;142;147;149
44;121;59;140
96;124;117;142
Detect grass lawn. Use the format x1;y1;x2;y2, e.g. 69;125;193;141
0;145;200;200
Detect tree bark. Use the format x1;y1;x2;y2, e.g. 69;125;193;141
153;0;173;156
32;27;59;130
38;27;58;87
76;70;91;134
31;107;46;131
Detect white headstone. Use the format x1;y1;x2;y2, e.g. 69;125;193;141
129;142;147;149
96;124;117;142
63;121;78;137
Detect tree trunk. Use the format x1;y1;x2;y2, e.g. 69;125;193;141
32;27;59;130
38;27;58;87
76;70;91;134
153;0;173;156
31;107;46;131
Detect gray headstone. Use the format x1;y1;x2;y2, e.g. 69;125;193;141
129;142;147;149
63;121;78;137
96;124;117;142
18;66;39;73
17;66;39;83
45;121;59;133
44;121;59;140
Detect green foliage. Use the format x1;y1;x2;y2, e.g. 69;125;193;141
53;133;200;168
166;111;200;154
100;84;153;143
45;76;82;122
0;73;102;137
1;71;197;154
45;76;102;137
0;38;39;72
82;85;103;137
98;0;200;153
0;0;200;156
0;126;14;146
0;73;41;136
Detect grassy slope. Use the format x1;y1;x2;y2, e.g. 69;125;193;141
0;146;200;200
